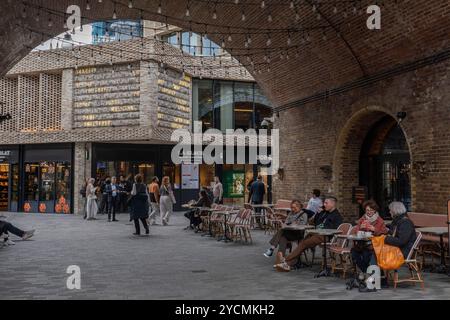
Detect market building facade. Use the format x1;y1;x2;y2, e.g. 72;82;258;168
0;37;273;214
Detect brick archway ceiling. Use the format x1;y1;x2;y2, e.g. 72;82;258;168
0;0;449;109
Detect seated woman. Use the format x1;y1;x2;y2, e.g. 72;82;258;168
351;200;388;273
384;201;417;259
263;200;308;258
184;189;212;231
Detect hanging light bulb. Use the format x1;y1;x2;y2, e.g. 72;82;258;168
295;11;300;21
267;13;273;22
322;30;327;41
35;12;40;22
228;34;232;42
290;1;295;9
261;1;266;9
186;7;190;17
212;7;217;19
241;10;246;21
98;0;102;3
157;1;162;14
86;0;91;10
113;6;117;19
48;18;53;27
266;35;271;46
280;52;284;60
312;4;317;12
287;34;292;46
21;7;27;19
128;0;133;9
333;5;338;14
247;34;252;44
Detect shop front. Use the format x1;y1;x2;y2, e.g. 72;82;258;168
92;143;272;210
0;144;74;214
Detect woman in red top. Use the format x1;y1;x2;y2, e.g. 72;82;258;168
351;200;388;272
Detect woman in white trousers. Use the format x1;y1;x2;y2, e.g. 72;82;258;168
159;176;175;226
86;178;98;220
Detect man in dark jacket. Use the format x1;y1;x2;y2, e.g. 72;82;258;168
275;196;343;272
249;175;266;212
385;201;416;258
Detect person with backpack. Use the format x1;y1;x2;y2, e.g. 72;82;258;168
263;200;308;258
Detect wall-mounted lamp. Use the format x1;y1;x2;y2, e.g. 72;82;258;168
277;167;285;180
320;165;333;181
396;111;407;123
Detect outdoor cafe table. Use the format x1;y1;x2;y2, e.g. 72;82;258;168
281;224;315;231
417;227;449;273
215;210;239;243
305;228;342;278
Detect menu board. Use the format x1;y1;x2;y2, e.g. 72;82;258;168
181;164;199;189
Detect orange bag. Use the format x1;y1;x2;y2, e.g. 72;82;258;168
371;235;405;270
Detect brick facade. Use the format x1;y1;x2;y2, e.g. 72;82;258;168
273;59;450;220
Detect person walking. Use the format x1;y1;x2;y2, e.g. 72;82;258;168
148;176;160;225
129;174;150;236
106;176;120;222
160;176;175;226
85;178;98;220
98;177;109;215
80;178;88;219
212;176;223;204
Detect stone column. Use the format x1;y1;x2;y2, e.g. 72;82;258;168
139;60;159;130
61;69;74;131
73;142;92;215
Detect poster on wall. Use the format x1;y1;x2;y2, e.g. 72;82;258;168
223;171;245;198
181;164;199;189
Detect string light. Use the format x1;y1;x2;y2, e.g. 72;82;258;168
128;0;133;9
157;1;162;14
86;0;91;11
261;1;266;9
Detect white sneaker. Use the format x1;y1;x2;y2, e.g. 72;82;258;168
22;230;35;240
5;238;15;245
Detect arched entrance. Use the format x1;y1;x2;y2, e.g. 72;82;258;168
359;115;412;215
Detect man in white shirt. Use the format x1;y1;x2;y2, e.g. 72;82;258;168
212;176;223;204
306;189;323;216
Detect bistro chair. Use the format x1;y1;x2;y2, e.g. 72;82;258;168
264;207;284;234
232;209;253;244
386;231;424;289
329;225;358;278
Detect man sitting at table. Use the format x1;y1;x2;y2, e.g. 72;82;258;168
274;196;343;272
263;200;308;258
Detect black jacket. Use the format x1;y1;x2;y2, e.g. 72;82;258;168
129;183;149;220
249;180;265;203
313;209;343;229
385;214;417;258
193;196;211;208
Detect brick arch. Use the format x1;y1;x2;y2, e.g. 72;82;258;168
1;1;449;108
332;106;412;220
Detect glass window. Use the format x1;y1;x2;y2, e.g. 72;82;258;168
214;81;234;131
55;162;71;214
39;162;55;213
0;164;9;211
137;163;155;185
24;163;39;212
200;164;215;189
192;79;213;131
234;82;254;130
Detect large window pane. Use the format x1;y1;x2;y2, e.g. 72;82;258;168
39;161;55;213
192;79;213;131
55;162;71;214
214;81;234;131
234;82;254;130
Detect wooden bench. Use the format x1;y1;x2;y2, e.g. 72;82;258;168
408;212;448;244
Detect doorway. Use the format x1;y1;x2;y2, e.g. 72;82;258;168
359;116;411;216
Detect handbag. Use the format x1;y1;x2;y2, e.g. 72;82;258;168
371;235;405;270
169;190;177;204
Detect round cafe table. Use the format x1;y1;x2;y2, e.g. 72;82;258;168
305;228;342;278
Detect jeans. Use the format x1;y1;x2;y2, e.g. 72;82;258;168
0;221;25;238
108;196;118;220
160;195;173;223
351;248;377;272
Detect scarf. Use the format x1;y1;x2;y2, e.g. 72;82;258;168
363;212;380;224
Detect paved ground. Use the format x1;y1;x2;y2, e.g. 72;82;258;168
1;212;449;300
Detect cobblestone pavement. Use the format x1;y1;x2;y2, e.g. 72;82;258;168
1;212;449;300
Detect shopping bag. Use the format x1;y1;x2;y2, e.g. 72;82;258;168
371;235;405;270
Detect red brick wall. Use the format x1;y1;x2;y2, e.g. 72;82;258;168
273;59;450;221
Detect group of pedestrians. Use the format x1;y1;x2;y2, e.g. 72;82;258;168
81;173;176;236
